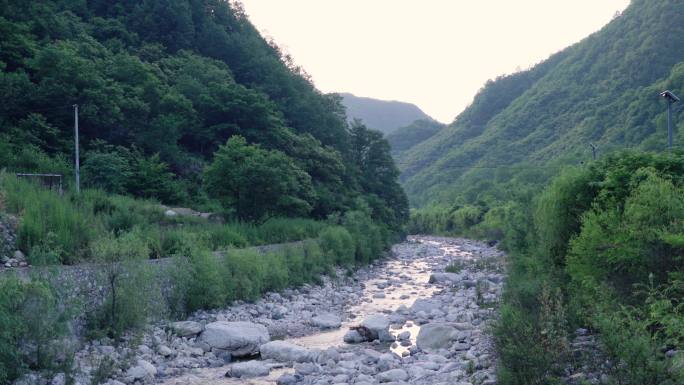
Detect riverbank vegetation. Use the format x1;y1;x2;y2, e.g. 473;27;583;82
413;151;684;384
496;151;684;384
0;178;393;382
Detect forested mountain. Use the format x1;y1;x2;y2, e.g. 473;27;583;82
340;92;435;135
385;119;444;157
0;0;408;228
399;0;684;207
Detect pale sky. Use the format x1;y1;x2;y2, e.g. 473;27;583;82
240;0;631;123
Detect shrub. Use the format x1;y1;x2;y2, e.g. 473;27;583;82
87;232;161;339
0;275;70;384
170;246;226;315
318;226;354;265
222;249;267;301
343;210;386;264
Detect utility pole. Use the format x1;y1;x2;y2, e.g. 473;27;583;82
73;104;80;194
660;90;680;152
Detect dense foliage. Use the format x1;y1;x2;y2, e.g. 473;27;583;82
385;119;444;157
0;0;408;230
398;0;684;207
475;151;684;384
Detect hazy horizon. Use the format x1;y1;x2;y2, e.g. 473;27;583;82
240;0;630;123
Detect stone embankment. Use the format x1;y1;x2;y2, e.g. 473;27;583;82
15;236;506;385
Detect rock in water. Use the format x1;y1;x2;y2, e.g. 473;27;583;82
343;329;366;343
416;323;457;351
360;314;391;341
199;321;269;357
170;321;203;337
260;341;317;363
311;313;342;329
225;361;271;378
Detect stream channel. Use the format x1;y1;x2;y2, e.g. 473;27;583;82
158;236;504;385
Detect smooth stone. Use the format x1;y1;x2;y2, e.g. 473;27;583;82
225;361;271;378
377;368;409;382
428;272;462;285
417;324;457;351
410;299;441;313
343;329;365;343
276;374;298;385
260;341;317;363
170;321;203;337
199;321;269;357
311;313;342;329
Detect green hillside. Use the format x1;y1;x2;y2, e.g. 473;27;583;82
399;0;684;207
386;119;444;156
0;0;408;229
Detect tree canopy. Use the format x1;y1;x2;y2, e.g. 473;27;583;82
0;0;408;230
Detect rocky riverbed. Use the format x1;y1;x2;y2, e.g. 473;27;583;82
27;236;505;385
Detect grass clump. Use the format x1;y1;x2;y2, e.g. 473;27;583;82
445;261;463;273
318;226;355;265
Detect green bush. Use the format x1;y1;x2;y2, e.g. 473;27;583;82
343;210;386;264
318;226;355;265
222;249;267;301
0;275;70;384
170;246;226;315
87;232;161;339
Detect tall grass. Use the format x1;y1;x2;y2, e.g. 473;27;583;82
0;173;333;264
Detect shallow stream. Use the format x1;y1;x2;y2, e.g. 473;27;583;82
160;236;485;385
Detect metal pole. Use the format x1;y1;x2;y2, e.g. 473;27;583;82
589;143;597;160
667;101;673;152
74;104;80;194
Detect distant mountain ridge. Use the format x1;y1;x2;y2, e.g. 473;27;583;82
386;119;445;157
340;93;435;135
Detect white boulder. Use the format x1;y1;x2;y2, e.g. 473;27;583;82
199;321;269;357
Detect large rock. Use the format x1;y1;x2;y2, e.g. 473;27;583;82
360;314;392;341
170;321;203;337
428;272;462;285
199;321;269;357
126;359;157;380
343;329;366;343
410;299;442;314
377;368;409;382
225;360;271;378
310;313;342;329
260;341;317;363
416;323;457;351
